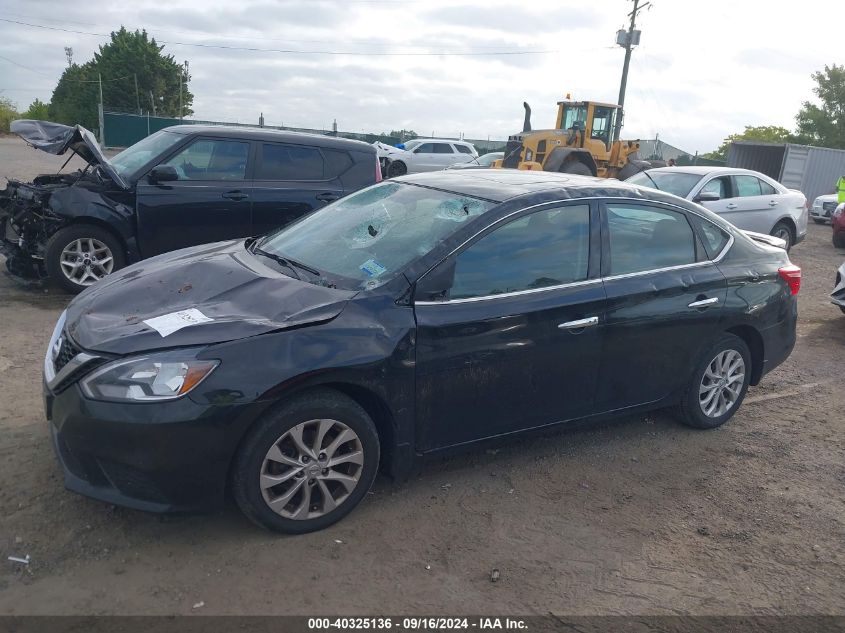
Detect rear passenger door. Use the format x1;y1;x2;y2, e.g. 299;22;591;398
596;202;728;413
725;175;777;233
250;142;347;236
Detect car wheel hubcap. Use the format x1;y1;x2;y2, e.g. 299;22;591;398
260;419;364;520
774;227;791;244
59;238;114;286
699;350;745;418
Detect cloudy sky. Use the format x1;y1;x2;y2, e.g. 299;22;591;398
0;0;838;153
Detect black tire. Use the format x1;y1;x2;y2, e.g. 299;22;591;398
44;224;125;294
812;218;827;224
674;334;752;430
840;306;845;316
616;159;651;181
560;160;592;176
833;232;845;249
386;160;407;178
232;388;380;534
770;221;794;251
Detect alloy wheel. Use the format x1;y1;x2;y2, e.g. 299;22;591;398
260;419;364;520
699;349;745;418
59;238;115;286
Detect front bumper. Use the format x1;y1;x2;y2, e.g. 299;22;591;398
45;375;262;514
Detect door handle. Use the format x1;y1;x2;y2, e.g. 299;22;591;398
316;192;340;202
726;203;738;210
688;297;719;308
558;316;599;331
769;200;778;206
222;190;248;201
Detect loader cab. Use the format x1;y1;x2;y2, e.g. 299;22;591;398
556;100;620;152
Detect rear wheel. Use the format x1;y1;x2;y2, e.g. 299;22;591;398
812;218;827;224
675;334;751;429
770;221;794;251
559;160;592;176
44;224;125;294
232;389;380;534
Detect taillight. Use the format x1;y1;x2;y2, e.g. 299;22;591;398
375;157;383;183
778;264;801;295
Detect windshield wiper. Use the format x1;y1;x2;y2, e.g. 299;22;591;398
250;245;322;279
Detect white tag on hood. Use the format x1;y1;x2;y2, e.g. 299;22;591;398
143;308;213;337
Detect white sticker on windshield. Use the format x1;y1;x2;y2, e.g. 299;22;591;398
360;259;387;277
143;308;213;337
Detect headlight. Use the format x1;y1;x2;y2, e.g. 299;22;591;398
80;351;219;402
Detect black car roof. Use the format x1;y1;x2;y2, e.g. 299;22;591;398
163;125;375;153
397;169;672;205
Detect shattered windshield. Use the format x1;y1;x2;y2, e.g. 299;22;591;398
257;182;496;289
109;130;185;180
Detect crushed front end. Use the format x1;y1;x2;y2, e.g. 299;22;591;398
0;174;75;280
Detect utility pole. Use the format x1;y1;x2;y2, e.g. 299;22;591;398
97;73;105;146
613;0;649;141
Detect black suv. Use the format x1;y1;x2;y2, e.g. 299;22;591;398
1;121;380;292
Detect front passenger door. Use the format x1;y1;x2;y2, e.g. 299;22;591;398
136;137;253;257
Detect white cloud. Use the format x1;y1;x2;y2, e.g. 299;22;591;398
0;0;838;152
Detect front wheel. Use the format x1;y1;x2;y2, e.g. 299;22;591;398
44;224;125;294
232;389;380;533
386;160;407;178
834;232;845;249
674;334;752;429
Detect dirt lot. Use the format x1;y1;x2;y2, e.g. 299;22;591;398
0;135;843;616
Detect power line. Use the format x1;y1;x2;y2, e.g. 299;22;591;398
0;17;559;57
0;53;131;83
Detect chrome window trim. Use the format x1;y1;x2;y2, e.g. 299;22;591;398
47;352;103;392
413;196;734;306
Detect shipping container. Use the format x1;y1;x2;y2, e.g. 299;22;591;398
727;141;845;204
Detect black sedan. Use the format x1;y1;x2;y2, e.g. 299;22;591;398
43;170;800;533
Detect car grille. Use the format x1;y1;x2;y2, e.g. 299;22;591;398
823;201;837;212
54;334;81;373
98;459;167;503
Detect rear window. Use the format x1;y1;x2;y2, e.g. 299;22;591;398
259;143;324;180
626;171;703;198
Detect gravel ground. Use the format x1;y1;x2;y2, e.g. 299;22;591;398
0;135;843;615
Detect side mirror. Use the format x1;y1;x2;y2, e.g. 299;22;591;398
149;165;179;183
414;258;456;302
695;191;721;203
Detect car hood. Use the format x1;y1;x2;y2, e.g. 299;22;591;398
10;119;129;190
65;240;358;355
814;194;838;203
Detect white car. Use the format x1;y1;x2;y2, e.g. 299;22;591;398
810;193;839;224
626;167;808;250
376;139;478;177
832;261;845;315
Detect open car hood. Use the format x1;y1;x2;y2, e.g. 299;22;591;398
10;119;128;190
65;240;357;354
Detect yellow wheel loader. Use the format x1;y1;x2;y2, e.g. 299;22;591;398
495;100;653;179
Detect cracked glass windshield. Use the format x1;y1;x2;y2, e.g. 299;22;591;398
257;182;495;289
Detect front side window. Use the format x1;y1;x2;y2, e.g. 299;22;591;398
607;204;697;275
259;143;324;180
414;143;435;153
162;139;249;181
257;182;496;289
700;176;730;199
449;205;590;299
562;105;588;130
734;175;763;197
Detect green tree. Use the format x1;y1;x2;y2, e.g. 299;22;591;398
794;64;845;148
0;96;19;133
703;125;795;161
49;27;193;130
22;98;50;120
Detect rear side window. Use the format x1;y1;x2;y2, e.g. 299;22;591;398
450;205;590;299
734;175;763;197
759;180;777;196
259;143;324;180
433;143;454;154
689;214;730;258
606;204;696;275
455;145;473;154
323;149;353;179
